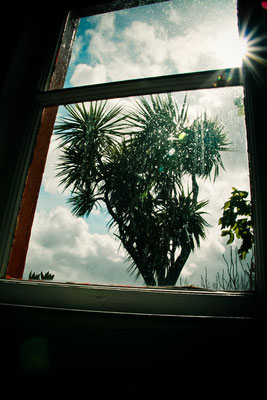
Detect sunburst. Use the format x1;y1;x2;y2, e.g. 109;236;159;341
238;6;267;83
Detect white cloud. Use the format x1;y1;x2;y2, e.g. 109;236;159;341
184;225;227;285
94;12;115;35
70;9;242;88
71;15;170;86
70;63;107;86
164;3;181;25
69;35;84;66
181;262;197;279
178;162;251;286
123;21;168;65
42;136;62;195
24;206;142;286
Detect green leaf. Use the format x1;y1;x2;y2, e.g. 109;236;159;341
221;229;231;237
219;187;253;260
55;94;231;286
226;231;234;244
223;200;230;210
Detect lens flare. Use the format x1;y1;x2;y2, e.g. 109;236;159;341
178;132;186;140
239;15;267;84
213;29;248;67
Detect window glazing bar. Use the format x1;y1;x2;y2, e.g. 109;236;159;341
71;0;169;19
37;67;243;107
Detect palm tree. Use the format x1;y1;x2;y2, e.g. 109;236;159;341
55;95;230;286
55;101;126;216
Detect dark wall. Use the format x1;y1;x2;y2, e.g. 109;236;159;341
0;6;67;274
0;303;265;394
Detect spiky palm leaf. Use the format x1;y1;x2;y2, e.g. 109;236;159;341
180;113;231;181
55;95;230;286
55;101;126;215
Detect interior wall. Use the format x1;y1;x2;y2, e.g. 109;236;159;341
0;303;265;393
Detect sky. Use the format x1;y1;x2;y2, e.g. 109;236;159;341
23;0;251;288
64;0;244;87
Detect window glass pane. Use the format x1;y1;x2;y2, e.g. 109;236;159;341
63;0;244;88
23;86;254;290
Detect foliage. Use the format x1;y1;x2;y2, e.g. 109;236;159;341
55;95;230;286
201;246;255;291
55;101;126;217
218;187;254;260
234;96;245;117
29;271;55;280
234;96;245;116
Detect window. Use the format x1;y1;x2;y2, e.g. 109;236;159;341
63;0;246;86
1;0;266;318
23;86;252;290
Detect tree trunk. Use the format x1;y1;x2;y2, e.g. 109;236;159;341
143;271;157;286
104;187;191;287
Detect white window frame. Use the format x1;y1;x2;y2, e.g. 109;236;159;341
0;0;266;320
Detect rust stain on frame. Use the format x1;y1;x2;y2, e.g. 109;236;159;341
6;106;58;279
6;13;79;279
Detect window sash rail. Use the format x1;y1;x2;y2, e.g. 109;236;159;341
37;67;243;107
0;278;263;319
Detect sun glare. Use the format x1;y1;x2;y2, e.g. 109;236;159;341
214;30;248;67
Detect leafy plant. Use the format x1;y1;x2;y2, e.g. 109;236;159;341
234;96;245;116
201;246;255;291
219;187;254;260
29;271;55;280
55;95;230;286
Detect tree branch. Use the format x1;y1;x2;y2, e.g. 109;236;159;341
165;242;191;286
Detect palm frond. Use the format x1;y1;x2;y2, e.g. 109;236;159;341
67;187;102;218
54;101;127;217
52;94;231;286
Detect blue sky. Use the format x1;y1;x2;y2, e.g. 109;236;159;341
24;0;251;287
64;0;242;87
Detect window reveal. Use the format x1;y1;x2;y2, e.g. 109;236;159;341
6;107;58;279
6;14;79;279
